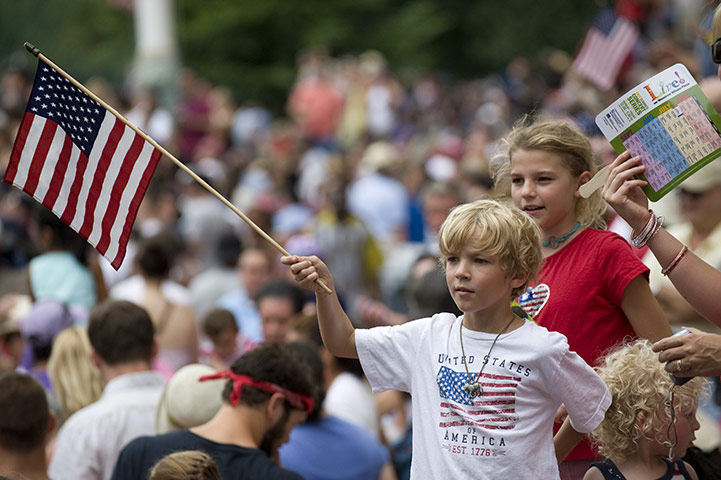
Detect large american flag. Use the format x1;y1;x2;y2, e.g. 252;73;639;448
3;58;161;269
436;366;520;431
572;6;639;91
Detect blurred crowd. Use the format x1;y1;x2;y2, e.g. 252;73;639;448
2;0;721;479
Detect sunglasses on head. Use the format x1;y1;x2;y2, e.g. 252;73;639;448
712;38;721;64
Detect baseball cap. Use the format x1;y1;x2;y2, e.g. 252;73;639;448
155;363;225;434
20;300;84;348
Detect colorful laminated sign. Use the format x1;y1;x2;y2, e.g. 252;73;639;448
595;64;721;201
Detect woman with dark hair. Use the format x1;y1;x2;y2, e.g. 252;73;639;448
110;232;197;375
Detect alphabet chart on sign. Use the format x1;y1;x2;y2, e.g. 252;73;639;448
595;64;721;201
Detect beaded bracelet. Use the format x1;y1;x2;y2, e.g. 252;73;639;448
631;210;664;248
661;245;688;276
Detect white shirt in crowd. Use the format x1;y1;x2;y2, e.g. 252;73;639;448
48;370;166;480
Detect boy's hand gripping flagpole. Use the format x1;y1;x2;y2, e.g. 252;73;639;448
22;42;332;294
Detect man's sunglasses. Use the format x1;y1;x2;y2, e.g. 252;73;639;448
712;38;721;64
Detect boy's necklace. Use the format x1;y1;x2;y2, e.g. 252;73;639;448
459;316;516;398
543;221;581;249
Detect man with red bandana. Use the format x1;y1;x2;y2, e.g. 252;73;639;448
111;342;315;480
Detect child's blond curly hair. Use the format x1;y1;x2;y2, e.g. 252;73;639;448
589;339;707;464
438;199;542;298
493;117;608;230
149;450;222;480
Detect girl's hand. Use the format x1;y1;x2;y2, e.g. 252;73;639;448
553;404;568;424
281;255;335;294
601;151;650;231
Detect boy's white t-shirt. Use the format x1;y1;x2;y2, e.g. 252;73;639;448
355;313;611;480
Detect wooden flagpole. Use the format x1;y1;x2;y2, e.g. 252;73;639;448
24;42;332;294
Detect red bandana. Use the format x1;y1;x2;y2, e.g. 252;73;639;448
199;370;314;414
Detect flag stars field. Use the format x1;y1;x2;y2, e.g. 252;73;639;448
3;58;162;270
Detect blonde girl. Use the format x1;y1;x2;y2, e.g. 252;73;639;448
47;326;104;423
496;118;672;479
585;340;703;480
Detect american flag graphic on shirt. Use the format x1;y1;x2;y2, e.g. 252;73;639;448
437;366;521;430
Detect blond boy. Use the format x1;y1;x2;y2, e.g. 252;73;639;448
283;199;610;479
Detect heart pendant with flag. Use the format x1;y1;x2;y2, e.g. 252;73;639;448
517;284;550;318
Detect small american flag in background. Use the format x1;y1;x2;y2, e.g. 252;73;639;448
572;6;639;91
436;366;520;430
3;58;161;269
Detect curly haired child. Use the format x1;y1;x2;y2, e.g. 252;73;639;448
585;340;705;480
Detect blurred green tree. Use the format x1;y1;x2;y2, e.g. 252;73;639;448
175;0;597;110
0;0;597;112
0;0;133;88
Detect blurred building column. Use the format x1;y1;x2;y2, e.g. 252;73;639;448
130;0;180;109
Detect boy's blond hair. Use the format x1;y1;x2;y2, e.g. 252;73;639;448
438;199;542;298
589;340;707;464
493;117;607;229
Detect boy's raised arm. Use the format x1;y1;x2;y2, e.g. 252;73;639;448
281;255;358;358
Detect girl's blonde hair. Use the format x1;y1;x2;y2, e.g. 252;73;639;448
148;450;222;480
589;340;707;464
47;326;104;423
493;117;607;229
438;199;542;298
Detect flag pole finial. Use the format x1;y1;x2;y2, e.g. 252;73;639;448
24;42;40;57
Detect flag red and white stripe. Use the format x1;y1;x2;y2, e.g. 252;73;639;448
572;6;639;91
437;367;520;430
3;59;160;269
